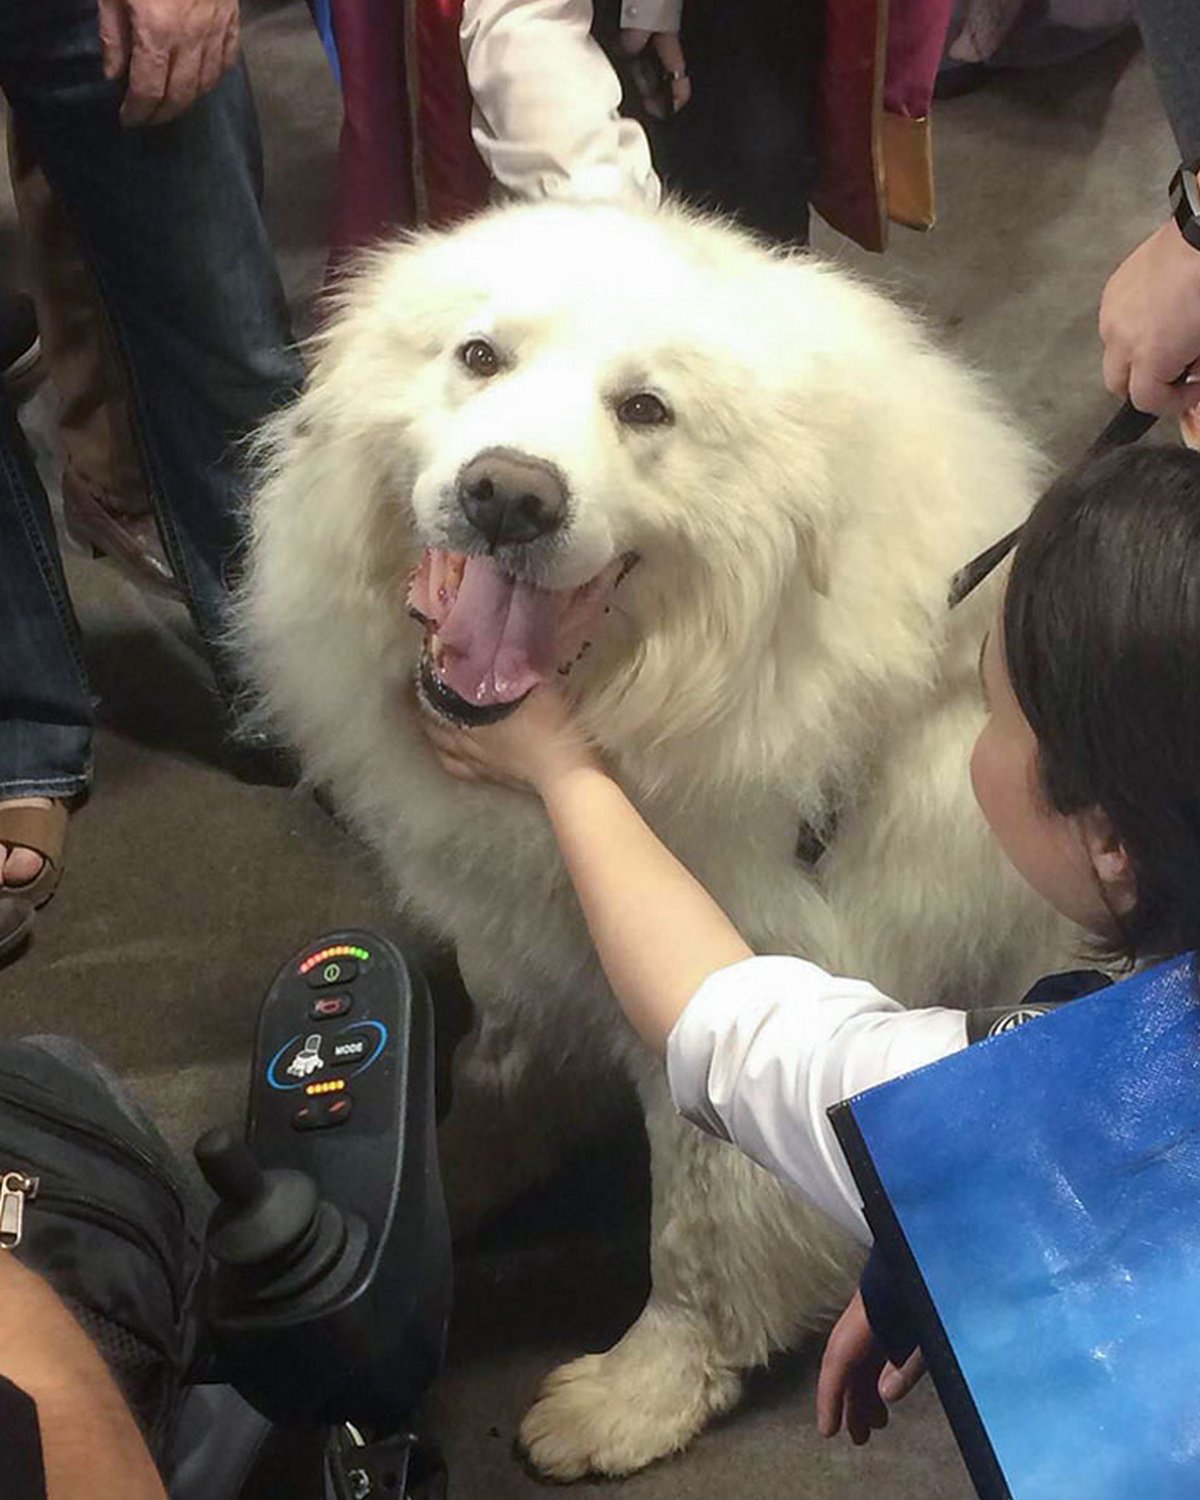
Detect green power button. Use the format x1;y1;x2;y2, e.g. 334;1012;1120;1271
306;958;358;989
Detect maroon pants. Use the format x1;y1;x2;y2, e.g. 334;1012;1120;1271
324;0;486;275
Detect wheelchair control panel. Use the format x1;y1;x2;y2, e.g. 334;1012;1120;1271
194;929;451;1436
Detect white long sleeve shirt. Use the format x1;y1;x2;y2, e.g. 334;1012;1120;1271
460;0;667;208
666;956;970;1242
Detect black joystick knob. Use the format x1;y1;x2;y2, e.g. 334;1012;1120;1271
196;1127;321;1269
195;1128;353;1308
196;1129;268;1210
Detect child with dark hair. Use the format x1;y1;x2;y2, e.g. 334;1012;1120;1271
419;443;1200;1448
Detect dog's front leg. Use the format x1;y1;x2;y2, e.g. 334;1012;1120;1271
438;1013;567;1237
518;1058;863;1478
437;948;621;1237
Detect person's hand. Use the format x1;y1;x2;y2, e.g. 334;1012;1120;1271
816;1291;927;1445
816;1292;890;1444
1100;210;1200;416
98;0;241;128
418;684;603;795
620;28;691;118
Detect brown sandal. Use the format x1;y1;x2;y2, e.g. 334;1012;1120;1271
0;801;68;908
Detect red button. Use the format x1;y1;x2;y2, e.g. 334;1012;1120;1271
309;994;352;1021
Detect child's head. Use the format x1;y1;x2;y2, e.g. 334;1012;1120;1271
970;445;1200;960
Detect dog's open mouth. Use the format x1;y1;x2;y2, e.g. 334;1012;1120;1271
408;548;635;725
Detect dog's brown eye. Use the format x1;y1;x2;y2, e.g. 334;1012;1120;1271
617;392;671;428
459;338;501;378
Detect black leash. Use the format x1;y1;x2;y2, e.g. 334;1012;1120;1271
946;399;1159;609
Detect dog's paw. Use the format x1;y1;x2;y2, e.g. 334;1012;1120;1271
518;1310;742;1479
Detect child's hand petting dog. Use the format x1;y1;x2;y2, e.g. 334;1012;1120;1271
816;1291;927;1445
418;685;602;795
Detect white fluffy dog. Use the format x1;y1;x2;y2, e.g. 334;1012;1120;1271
243;202;1066;1479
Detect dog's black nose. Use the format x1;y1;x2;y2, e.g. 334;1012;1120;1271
457;450;567;547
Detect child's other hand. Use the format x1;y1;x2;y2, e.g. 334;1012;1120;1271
418;684;602;794
816;1291;927;1445
816;1292;890;1444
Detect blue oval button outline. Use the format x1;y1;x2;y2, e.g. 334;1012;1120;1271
267;1019;390;1091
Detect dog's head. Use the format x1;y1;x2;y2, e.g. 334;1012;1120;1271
293;207;854;730
252;202;1026;779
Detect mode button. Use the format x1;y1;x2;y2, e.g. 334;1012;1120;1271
330;1031;370;1066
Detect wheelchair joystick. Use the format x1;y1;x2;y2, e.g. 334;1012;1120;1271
195;1129;350;1302
194;931;451;1439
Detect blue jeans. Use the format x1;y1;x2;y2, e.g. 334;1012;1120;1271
0;0;304;800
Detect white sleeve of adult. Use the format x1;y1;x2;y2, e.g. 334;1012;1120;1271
619;0;684;31
666;956;969;1242
461;0;661;208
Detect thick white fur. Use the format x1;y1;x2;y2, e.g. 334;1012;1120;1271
243;202;1067;1478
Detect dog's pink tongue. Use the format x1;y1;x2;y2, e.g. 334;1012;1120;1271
437;556;559;705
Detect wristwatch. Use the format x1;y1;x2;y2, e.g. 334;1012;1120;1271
1169;158;1200;251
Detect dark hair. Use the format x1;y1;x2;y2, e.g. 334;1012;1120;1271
1003;444;1200;961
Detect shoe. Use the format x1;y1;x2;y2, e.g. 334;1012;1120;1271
61;466;182;600
0;800;68;908
0;291;43;402
0;897;34;966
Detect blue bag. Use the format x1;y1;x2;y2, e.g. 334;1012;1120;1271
831;953;1200;1500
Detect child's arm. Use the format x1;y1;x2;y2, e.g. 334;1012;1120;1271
422;688;748;1050
420;688;968;1237
546;763;756;1044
